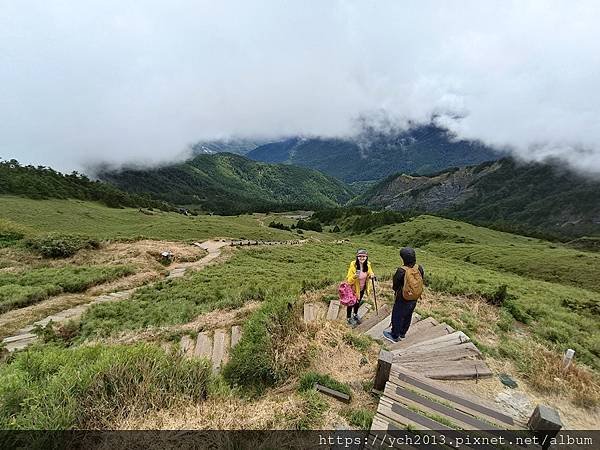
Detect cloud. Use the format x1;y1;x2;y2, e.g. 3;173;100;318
1;0;599;175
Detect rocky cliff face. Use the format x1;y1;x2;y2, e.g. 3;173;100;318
360;162;502;212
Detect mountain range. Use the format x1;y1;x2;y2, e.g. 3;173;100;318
244;125;502;182
353;159;600;239
97;153;353;215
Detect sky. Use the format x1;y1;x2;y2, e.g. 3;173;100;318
1;0;600;176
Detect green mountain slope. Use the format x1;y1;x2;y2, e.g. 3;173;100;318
0;159;170;210
246;125;500;182
354;159;600;239
97;153;355;214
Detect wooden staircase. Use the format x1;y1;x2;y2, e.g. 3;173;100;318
178;325;241;373
367;366;526;445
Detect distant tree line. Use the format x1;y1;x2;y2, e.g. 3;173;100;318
0;159;174;211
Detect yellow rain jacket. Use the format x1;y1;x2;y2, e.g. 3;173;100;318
346;260;375;299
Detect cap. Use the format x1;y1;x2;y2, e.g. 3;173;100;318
356;249;368;256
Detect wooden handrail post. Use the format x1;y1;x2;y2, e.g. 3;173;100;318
528;404;563;450
374;349;393;393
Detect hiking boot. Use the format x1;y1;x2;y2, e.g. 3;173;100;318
347;317;357;327
383;330;400;343
353;314;362;325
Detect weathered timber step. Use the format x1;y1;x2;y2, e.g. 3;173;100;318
394;342;482;363
336;301;370;321
399;359;493;380
326;300;339;320
388;366;516;429
393;331;471;355
378;395;455;432
194;332;212;358
363;311;421;339
384;381;502;432
388;322;454;351
354;304;391;332
303;302;324;323
211;329;229;374
179;325;242;373
231;325;241;347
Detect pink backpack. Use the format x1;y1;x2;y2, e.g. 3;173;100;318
338;281;358;306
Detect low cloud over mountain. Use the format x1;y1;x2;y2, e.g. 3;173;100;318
1;1;599;175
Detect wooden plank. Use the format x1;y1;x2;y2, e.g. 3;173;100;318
396;333;474;355
326;300;340;320
315;383;351;403
303;303;315;322
394;343;482;364
401;360;492;380
389;367;515;427
230;325;241;348
364;311;422;338
389;323;454;351
378;396;454;431
355;304;391;332
179;335;193;355
364;313;392;338
211;329;229;373
194;332;212;358
404;316;439;337
401;331;470;352
384;382;502;431
358;302;371;319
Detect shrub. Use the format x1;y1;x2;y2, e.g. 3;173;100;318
268;221;291;231
298;372;352;398
222;296;305;391
0;344;210;429
340;407;374;430
25;234;100;258
342;333;372;352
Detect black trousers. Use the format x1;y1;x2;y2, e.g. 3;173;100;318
391;298;417;338
347;288;366;318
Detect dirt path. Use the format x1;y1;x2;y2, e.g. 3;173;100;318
1;240;231;352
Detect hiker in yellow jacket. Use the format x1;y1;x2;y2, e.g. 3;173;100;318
345;249;375;326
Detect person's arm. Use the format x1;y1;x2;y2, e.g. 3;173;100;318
367;262;375;279
392;268;404;292
418;265;424;279
346;262;357;283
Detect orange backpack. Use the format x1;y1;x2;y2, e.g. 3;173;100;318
402;265;423;301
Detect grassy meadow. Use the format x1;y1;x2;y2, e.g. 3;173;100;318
1;197;599;429
0;196;301;242
0;265;134;313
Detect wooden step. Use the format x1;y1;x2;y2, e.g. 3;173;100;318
337;301;371;321
304;303;318;322
231;325;242;348
354;304;391;332
388;366;516;429
211;329;230;373
179;335;194;355
389;323;454;351
326;300;340;320
383;382;502;431
378;395;454;431
194;332;212;358
364;311;421;338
394;331;470;355
394;342;482;364
400;359;492;380
405;316;438;336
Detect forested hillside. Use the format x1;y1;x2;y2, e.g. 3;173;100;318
0;159;171;210
354;159;600;239
246;125;501;182
97;153;354;214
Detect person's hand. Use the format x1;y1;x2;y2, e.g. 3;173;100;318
372;275;378;281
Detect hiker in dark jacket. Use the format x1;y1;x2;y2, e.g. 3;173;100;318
383;247;424;343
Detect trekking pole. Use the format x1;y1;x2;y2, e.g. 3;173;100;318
371;277;378;314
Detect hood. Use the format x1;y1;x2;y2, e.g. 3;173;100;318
400;247;416;266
